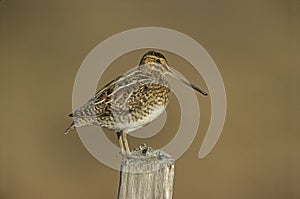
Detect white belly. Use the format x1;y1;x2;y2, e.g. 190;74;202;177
114;105;165;133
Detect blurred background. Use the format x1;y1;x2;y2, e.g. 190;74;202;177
0;0;299;198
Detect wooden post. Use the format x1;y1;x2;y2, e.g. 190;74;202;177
118;144;175;199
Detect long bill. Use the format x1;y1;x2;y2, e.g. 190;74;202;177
167;67;208;96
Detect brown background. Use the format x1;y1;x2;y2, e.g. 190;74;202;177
0;0;299;198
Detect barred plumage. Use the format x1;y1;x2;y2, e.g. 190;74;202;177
65;51;208;155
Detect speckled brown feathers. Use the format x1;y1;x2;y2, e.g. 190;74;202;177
65;51;208;154
65;52;171;134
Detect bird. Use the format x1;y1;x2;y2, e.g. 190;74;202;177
65;51;208;155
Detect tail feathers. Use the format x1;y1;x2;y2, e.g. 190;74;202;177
64;121;75;134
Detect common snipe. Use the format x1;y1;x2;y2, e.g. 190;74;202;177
65;51;207;155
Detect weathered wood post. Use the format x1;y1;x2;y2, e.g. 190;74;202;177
118;144;175;199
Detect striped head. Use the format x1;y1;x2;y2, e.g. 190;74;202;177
139;50;208;96
139;51;169;74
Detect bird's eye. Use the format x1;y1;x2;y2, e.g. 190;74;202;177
156;59;161;63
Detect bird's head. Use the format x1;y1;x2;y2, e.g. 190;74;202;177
139;50;208;96
139;50;169;74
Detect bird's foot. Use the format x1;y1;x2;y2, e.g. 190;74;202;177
119;149;132;158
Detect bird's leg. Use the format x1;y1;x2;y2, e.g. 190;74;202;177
117;132;125;155
122;132;131;155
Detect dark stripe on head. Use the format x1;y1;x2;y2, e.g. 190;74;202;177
139;51;166;65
